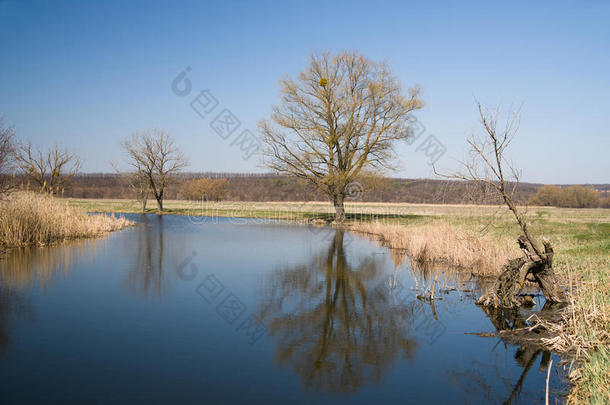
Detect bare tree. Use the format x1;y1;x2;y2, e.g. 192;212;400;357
121;129;188;212
0;116;16;195
438;102;566;307
111;162;150;213
13;142;81;194
125;170;151;213
260;52;423;221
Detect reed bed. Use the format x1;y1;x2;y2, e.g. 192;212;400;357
349;220;518;276
0;192;132;248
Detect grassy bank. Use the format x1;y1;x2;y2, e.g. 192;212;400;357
68;197;609;403
0;192;132;249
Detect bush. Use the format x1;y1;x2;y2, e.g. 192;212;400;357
180;178;228;201
530;185;562;206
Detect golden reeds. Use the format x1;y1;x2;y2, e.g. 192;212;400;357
349;220;518;276
0;192;132;248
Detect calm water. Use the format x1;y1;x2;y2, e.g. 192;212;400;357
0;214;567;404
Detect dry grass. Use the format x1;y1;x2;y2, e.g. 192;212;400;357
68;198;610;224
349;220;518;275
539;265;610;356
0;192;132;248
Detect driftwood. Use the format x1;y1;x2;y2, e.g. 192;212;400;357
477;235;567;308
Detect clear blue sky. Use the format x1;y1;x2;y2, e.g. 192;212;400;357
1;0;608;183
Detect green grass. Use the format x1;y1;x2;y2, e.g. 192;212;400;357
570;347;610;404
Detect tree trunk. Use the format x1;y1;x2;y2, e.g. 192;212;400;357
333;194;345;222
156;197;163;212
477;236;567;308
532;263;567;304
140;197;147;213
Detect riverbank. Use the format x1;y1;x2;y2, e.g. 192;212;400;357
68;197;609;403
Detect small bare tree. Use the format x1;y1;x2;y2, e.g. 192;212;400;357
0;116;16;195
260;52;423;221
438;102;566;307
111;162;150;213
126;169;151;213
13;142;81;194
122;130;188;212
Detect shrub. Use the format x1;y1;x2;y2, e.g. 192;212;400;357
530;185;601;208
180;178;228;201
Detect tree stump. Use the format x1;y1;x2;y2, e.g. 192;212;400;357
476;236;567;308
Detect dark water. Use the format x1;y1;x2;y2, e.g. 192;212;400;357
0;214;567;404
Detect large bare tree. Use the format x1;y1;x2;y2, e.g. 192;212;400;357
439;102;566;307
13;141;81;194
0;116;16;195
260;52;423;221
121;129;187;212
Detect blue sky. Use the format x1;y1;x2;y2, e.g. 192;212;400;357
0;0;608;183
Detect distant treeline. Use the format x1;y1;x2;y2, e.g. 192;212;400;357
9;173;610;207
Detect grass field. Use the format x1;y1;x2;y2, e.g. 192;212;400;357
68;197;609;403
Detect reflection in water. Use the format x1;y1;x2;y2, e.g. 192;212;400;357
0;285;31;355
258;229;418;393
0;214;174;298
0;240;96;289
0;239;95;356
0;216;569;403
449;303;565;404
123;215;169;298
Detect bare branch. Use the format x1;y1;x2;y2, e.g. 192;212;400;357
121;129;188;212
12;141;81;194
0;116;16;196
437;101;544;259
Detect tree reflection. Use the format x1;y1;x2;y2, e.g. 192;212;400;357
258;229;418;393
449;303;564;404
123;215;168;298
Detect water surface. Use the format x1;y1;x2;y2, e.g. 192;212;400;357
0;214;567;404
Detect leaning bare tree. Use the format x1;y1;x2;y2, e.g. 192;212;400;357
13;142;81;194
0;116;16;196
260;52;423;222
439;102;566;308
121;129;187;212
